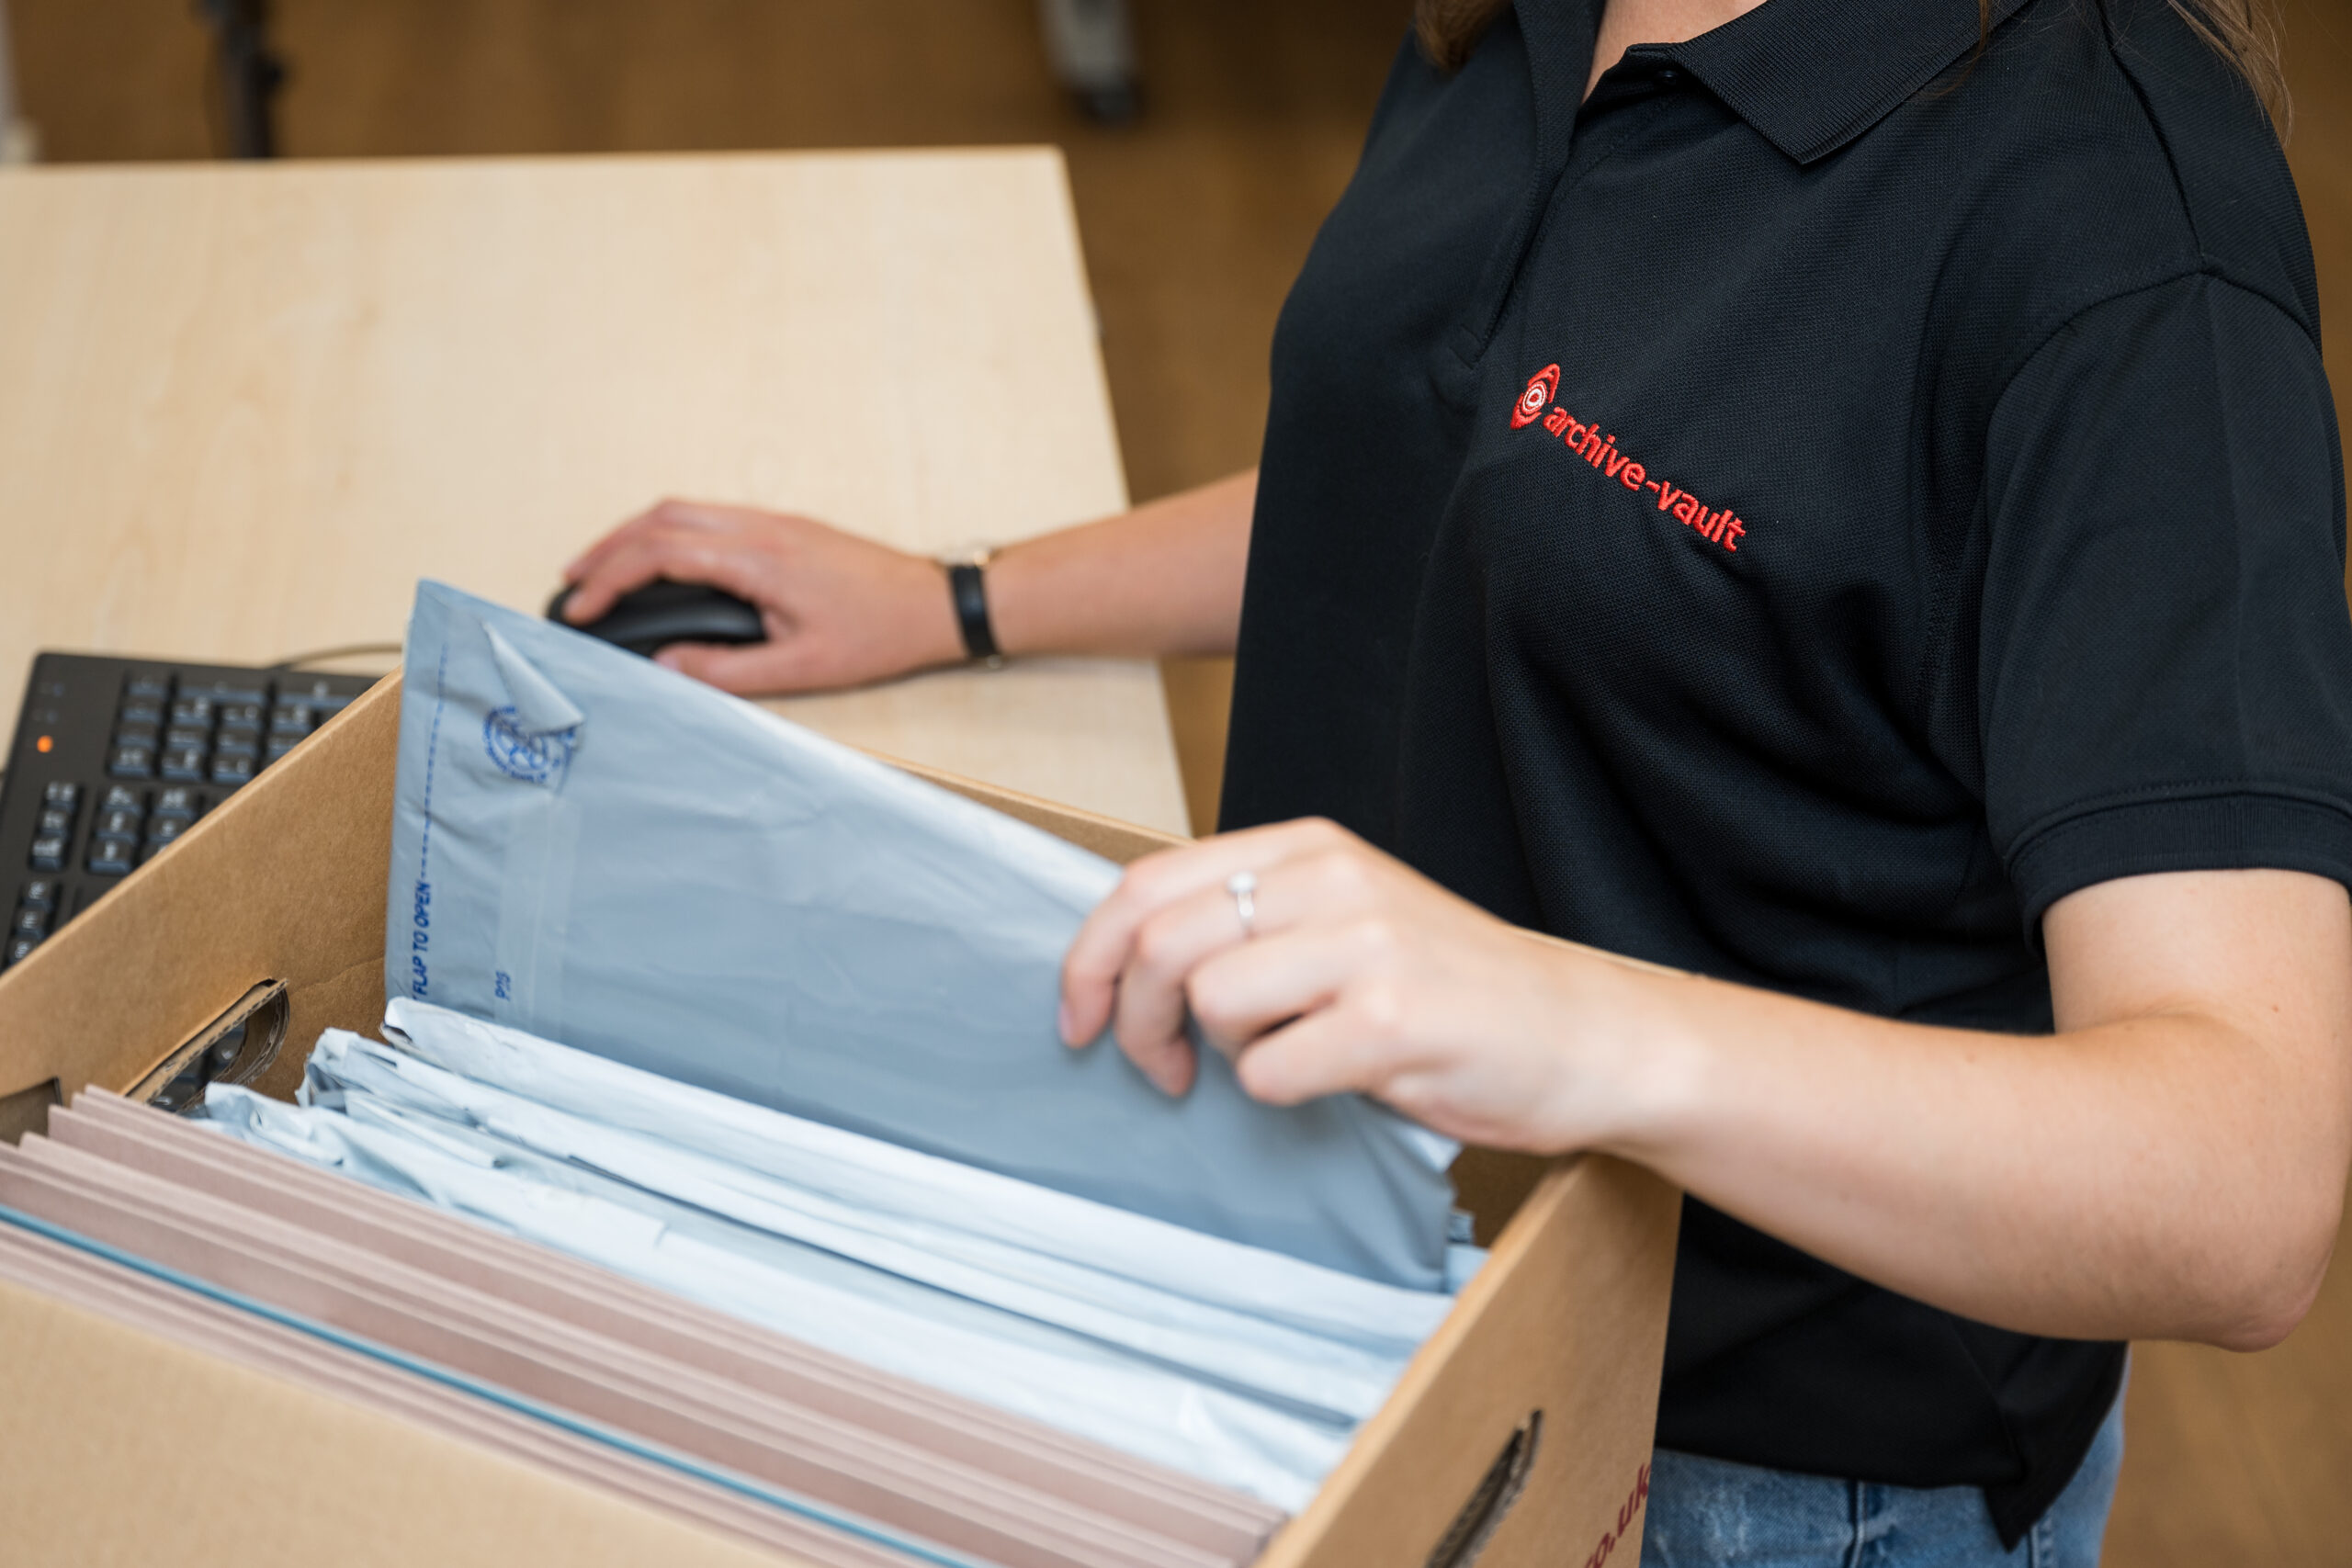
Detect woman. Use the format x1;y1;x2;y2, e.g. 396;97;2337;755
560;0;2352;1561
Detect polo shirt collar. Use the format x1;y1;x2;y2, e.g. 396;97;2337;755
1517;0;1602;169
1621;0;2030;165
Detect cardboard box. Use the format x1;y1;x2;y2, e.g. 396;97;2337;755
0;674;1679;1568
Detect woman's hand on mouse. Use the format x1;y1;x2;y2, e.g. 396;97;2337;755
1057;817;1666;1155
566;472;1261;694
561;500;964;694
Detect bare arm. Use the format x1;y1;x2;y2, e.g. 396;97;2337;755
1594;865;2352;1348
1061;821;2352;1351
988;470;1256;660
559;470;1257;694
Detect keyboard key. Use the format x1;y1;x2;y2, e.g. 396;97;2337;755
96;807;142;840
28;836;68;873
209;753;256;785
108;745;157;778
118;697;165;727
212;731;260;761
36;809;71;839
125;675;171;700
161;746;209;782
164;725;212;750
268;703;316;736
9;906;47;940
86;836;135;875
17;880;58;910
182;681;267;707
266;736;302;763
145;817;189;848
98;784;145;814
40;781;79;811
112;722;160;750
168;697;215;728
217;701;266;732
4;936;37;968
153;786;203;818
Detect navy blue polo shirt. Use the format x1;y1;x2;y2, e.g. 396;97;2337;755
1219;0;2352;1542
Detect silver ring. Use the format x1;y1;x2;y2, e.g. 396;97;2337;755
1226;871;1258;940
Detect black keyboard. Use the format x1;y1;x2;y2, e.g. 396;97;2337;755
1;654;380;969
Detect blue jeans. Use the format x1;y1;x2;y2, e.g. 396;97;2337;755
1639;1388;2125;1568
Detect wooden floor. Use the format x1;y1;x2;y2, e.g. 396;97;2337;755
10;0;2352;1559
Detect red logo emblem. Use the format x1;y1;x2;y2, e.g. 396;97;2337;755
1511;363;1560;428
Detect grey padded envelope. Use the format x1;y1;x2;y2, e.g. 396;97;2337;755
384;582;1453;1288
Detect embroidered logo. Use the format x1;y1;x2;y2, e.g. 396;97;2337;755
1510;367;1749;553
1511;363;1560;429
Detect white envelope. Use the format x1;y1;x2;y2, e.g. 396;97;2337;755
203;1079;1357;1510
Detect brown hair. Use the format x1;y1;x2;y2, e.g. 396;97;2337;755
1412;0;1512;72
2142;0;2289;130
1410;0;2288;134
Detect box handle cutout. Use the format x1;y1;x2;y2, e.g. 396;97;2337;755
0;1078;61;1146
1423;1409;1543;1568
130;980;289;1115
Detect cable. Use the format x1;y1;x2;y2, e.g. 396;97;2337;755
267;642;404;671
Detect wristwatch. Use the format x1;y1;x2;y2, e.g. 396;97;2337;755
938;546;1003;668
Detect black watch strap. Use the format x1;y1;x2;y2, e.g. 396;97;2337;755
947;560;1001;661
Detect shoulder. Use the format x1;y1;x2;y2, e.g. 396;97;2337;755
1883;0;2317;362
2094;0;2318;333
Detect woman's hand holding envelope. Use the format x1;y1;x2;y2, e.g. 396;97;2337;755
1057;818;1662;1155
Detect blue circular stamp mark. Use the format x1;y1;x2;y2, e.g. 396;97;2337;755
481;706;576;785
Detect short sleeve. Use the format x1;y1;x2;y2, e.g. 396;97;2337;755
1979;272;2352;932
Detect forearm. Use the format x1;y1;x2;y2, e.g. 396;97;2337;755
1063;815;2352;1354
1577;943;2350;1348
988;469;1256;660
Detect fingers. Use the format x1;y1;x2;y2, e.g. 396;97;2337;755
561;501;767;620
1106;877;1272;1091
1187;920;1434;1109
565;499;730;587
1058;818;1359;1054
1110;879;1400;1066
1185;915;1399;1062
560;508;656;592
1058;817;1555;1140
1230;1003;1412;1108
562;524;781;626
1109;1016;1198;1099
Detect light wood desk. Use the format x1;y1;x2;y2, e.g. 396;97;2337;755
0;151;1189;836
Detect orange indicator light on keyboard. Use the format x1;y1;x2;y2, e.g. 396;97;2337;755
34;736;51;753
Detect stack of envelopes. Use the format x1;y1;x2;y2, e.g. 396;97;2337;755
0;1087;1292;1568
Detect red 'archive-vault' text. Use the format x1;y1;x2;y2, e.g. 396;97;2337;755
1509;364;1749;553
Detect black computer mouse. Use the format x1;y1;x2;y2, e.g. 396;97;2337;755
545;581;768;657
